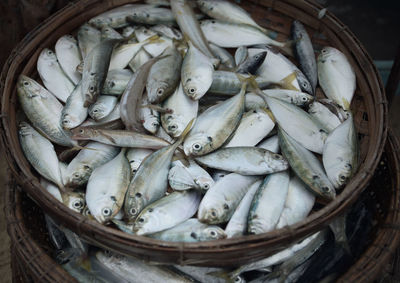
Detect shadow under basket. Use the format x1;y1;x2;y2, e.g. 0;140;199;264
0;0;388;266
5;130;400;282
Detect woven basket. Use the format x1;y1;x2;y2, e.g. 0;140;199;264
5;178;76;282
0;0;388;266
5;130;400;282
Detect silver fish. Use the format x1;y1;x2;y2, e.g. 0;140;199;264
77;23;101;58
135;27;172;57
149;218;225;242
152;24;183;40
55;35;82;84
134;190;202;235
126;148;153;175
278;127;336;200
101;26;123;40
248;171;290;234
236;51;267;75
17;75;76;147
257;89;314;107
127;7;176;25
61;82;87;130
37;48;75;102
102;69;133;96
128;48;152;73
88;95;118;121
139;95;161;134
322;114;358;188
308;101;341;132
19;122;64;190
195;147;288;175
257;135;280;153
86;149;131;223
209;43;236;69
198;173;259;224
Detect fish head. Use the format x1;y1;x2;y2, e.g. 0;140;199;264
183;76;211;100
143;115;160;134
311;174;336;200
198;204;226;225
147;81;169;103
89;104;106;121
162;113;186;138
89;196;119;224
39;48;58;65
264;152;289;172
184;133;214;157
200;226;227;241
327;159;354;189
194;177;214;191
318;47;340;62
88;17;110;28
252;51;268;66
124;193;145;222
17;75;46;99
82;74;99;105
196;0;214;12
61;114;80;130
128;10;150;23
296;74;313;95
64;191;86;213
18;121;34;136
128;159;142;175
133;208;160;235
65;164;92;187
294;92;314;106
70;127;98;140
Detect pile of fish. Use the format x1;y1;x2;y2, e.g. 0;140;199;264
17;0;360;279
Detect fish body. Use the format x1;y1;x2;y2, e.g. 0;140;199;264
88;95;118;121
257;135;280;153
55;35;82;84
61;82;87;130
102;69;133;96
308;101;341;132
126;148;153;175
77;23;101;58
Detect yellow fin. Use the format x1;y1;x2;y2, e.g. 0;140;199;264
278;72;299;91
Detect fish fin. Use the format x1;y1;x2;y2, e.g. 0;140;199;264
100;132;117;144
318;8;327;19
70;145;100;152
260;107;276;122
329;214;352;256
173;151;190;167
278;72;299;90
279;40;295;57
175;118;195;145
76;61;84;74
207;270;239;283
144;34;163;45
140;104;173;114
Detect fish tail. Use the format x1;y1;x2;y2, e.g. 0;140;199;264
145;34;163;45
279;72;299;90
175;118;195;146
279;39;294;57
261;107;276;122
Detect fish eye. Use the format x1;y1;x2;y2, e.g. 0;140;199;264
89;86;95;92
211;210;217;217
339;174;347;181
83;165;91;170
345;163;352;170
157;88;164;95
79;129;84;134
211;20;216;24
73;200;84;209
62;119;69;124
93;109;98;113
322;49;327;53
234;276;242;283
23;81;30;86
169;124;177;131
209;230;218;238
135;192;142;198
189;88;196;94
302;83;307;87
90;72;95;76
273;154;282;160
321;186;330;193
152;122;159;127
74;173;80;178
148;208;153;212
129;208;137;215
102;207;112;217
302;97;307;101
203;183;210;190
192;143;202;151
190;232;197;239
47;50;53;55
138;218;145;223
223;203;229;210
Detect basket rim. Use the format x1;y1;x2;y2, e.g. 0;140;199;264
0;0;389;265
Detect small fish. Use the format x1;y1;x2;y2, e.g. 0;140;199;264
198;173;259;224
19;122;64;190
257;89;314;107
100;26;123;40
135;27;172;57
55;35;82;84
149;218;226;242
134;190;202;235
126;148;153;175
322;114;358;189
127;7;176;25
102;69;133;96
318;47;356;110
37;48;75;102
195;147;288;175
209;43;236;69
308;101;342;132
248;171;290;234
77;23;101;58
60;82;87;130
88;95;118;121
151;24;183;40
236;51;267;75
86;149;131;223
257;135;280;153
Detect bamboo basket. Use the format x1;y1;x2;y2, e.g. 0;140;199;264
0;0;388;266
5;130;400;282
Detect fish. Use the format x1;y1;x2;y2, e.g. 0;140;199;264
86;149;131;224
265;96;328;154
308;101;342;132
235;46;248;66
55;35;82;84
244;93;267;111
37;48;75;102
200;20;291;55
128;48;152;73
101;26;124;41
19;122;64;190
322;114;358;189
196;0;274;36
139;95;161;134
148;218;226;242
278;127;336;200
318;47;356;110
126;148;153;175
181;41;214;100
236;51;267;75
168;163;200;191
151;24;183;40
225;180;262;238
124;120;193;221
60;82;87;130
248;171;290;234
134;190;202;235
82;39;122;106
17;75;77;147
209;43;236;69
71;127;170;149
88;95;118;121
276;175;316;228
88;4;157;28
198;173;259;224
183;83;246;156
224;109;275;147
208;71;269;95
161;83;199;138
147;45;182;103
127;7;176;25
135;27;172;57
256;89;314;107
291;20;318;94
102;69;133;96
171;0;219;65
64;142;120;187
77;23;101;58
195;147;288;175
